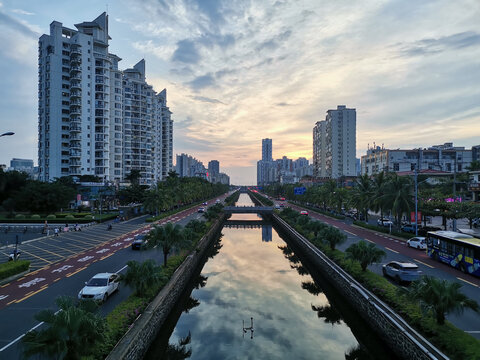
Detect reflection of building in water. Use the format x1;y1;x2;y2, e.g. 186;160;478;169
262;225;272;242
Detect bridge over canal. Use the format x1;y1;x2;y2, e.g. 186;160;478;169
223;206;273;215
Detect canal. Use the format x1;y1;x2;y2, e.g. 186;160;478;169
146;194;393;359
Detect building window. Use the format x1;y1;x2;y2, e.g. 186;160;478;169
393;163;399;171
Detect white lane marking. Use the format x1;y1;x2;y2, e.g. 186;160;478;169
385;247;399;254
413;259;434;269
52;265;73;273
115;264;128;274
457;277;479;288
0;295;9;301
96;248;110;254
18;278;46;288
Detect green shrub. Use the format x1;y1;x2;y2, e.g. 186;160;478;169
83;215;93;220
46;214;56;220
65;215;75;220
14;214;25;220
353;220;411;239
0;260;30;280
31;214;41;219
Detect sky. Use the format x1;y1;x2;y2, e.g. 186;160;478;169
0;0;479;185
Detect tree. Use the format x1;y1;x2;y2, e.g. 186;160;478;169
350;174;372;222
407;276;479;325
147;223;189;266
319;226;347;250
125;169;141;186
121;259;165;297
382;173;413;227
345;241;386;271
21;296;106;360
371;171;388;221
466;160;480;172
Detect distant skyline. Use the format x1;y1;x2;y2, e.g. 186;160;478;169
0;0;479;184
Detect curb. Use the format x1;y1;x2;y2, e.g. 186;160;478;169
0;268;30;286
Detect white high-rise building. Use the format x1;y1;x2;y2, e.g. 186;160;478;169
313;105;356;179
257;138;276;186
38;13;172;184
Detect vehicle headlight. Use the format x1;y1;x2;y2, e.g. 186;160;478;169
94;293;103;299
78;291;83;298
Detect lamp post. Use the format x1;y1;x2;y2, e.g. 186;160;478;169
414;166;430;237
0;132;14;137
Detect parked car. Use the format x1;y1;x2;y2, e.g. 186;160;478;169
300;210;309;216
472;218;480;228
382;261;421;284
406;236;426;250
198;207;206;213
202;201;208;205
377;218;393;227
78;273;120;302
275;204;281;209
215;199;221;203
418;226;442;237
401;224;419;233
131;235;148;250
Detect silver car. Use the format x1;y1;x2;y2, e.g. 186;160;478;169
78;273;120;302
382;261;421;284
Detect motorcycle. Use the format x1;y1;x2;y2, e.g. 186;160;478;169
8;251;21;261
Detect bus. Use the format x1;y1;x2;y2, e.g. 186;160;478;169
426;231;480;277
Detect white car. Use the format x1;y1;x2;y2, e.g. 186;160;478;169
377;218;393;227
78;273;120;302
406;237;426;250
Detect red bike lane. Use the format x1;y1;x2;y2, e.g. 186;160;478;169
0;204;205;310
288;203;480;288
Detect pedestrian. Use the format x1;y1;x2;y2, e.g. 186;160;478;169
54;227;59;237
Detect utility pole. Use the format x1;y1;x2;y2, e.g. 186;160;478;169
415;165;418;236
453;154;457;232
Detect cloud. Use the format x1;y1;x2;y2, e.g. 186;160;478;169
11;9;34;16
172;39;201;64
0;11;38;38
191;96;225;104
398;31;480;56
276;102;293;107
187;73;216;90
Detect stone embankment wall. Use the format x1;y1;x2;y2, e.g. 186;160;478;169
106;215;225;360
272;214;448;360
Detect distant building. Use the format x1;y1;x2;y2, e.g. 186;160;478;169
313;105;356;179
257;138;276;186
10;158;34;175
469;171;480;201
208;160;220;176
262;138;273;161
361;142;475;175
175;153;206;178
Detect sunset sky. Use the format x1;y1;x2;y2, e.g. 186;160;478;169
0;0;479;184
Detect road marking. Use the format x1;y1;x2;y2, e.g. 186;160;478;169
18;278;46;288
365;239;374;243
100;253;114;260
465;330;480;333
385;247;399;254
39;242;77;254
457;277;479;288
77;255;94;263
19;249;53;264
413;259;434;268
344;230;356;236
16;285;48;303
51;265;74;273
115;264;128;274
0;314;48;352
25;243;64;258
0;295;9;300
66;266;87;278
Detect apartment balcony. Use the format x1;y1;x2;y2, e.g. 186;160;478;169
70;47;81;56
70;56;81;65
70;99;81;106
70;107;81;116
71;73;81;81
70;90;81;99
70;66;82;73
70;141;81;150
70;150;81;158
71;81;81;90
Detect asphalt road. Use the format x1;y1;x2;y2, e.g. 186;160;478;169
284;202;480;340
0;196;226;360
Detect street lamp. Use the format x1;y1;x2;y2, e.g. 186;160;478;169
0;132;14;137
414;166;430;236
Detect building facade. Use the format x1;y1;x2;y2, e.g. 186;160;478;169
361;143;475;175
208;160;220;176
175;153;206;179
313;105;356;179
38;13;172;184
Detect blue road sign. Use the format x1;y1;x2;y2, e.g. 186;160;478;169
294;187;306;195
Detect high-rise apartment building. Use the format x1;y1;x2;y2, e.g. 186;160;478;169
262;138;273;161
37;13;172;184
313;105;356;179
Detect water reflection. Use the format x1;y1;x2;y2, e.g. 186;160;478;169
148;194;391;359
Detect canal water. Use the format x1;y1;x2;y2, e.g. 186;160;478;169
146;194;392;359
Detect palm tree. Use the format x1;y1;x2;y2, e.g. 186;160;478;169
21;296;106;360
407;276;479;325
345;241;386;271
319;226;347;250
383;173;414;227
350;174;373;222
371;171;388;220
121;259;165;297
147;223;189;266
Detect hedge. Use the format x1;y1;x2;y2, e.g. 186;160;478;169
0;260;30;280
296;202;346;220
279;211;480;360
353;220;412;240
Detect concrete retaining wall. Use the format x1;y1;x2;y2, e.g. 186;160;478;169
106;215;225;360
272;214;448;360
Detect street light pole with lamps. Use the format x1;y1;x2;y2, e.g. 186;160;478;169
414;166;431;237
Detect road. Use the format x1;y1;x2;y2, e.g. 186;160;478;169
0;196;227;359
282;201;480;340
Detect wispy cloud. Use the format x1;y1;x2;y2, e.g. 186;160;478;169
11;9;34;15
